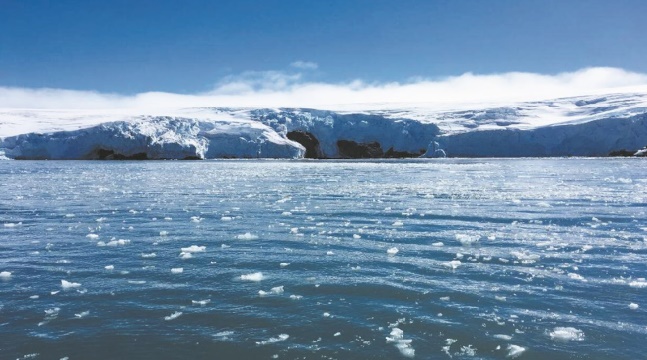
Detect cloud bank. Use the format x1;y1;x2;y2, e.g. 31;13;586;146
1;67;646;110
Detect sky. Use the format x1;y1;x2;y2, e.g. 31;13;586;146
1;0;647;108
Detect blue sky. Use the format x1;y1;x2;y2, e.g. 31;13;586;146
1;0;646;96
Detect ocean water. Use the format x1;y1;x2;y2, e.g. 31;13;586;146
0;159;646;360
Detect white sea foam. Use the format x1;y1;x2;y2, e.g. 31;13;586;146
86;233;99;239
192;299;211;305
271;286;284;294
326;251;334;255
549;327;585;341
386;328;415;358
241;272;264;281
236;232;259;240
181;245;206;252
61;280;81;289
568;273;587;282
279;262;290;267
256;334;289;345
103;239;130;246
443;260;462;270
164;311;183;321
179;252;193;259
4;222;22;227
392;221;404;226
128;280;146;284
74;311;90;318
141;252;157;258
171;267;184;274
105;265;114;270
507;345;526;358
629;279;647;288
353;234;361;239
432;242;444;247
493;334;512;340
387;247;399;255
290;295;303;300
159;231;168;236
0;271;12;279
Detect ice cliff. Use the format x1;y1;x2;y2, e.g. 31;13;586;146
1;91;646;159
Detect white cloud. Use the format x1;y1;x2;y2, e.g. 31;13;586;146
290;61;318;70
1;67;646;110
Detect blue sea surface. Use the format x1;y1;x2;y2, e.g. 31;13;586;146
1;159;646;359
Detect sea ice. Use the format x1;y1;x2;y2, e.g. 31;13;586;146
443;260;462;270
629;303;639;310
171;267;184;274
236;232;259;240
104;265;114;270
0;271;11;279
506;345;526;358
455;234;480;245
86;233;99;239
387;247;399;255
74;311;90;318
61;280;81;289
241;272;264;281
141;253;157;258
181;245;206;252
549;327;585;341
192;299;211;305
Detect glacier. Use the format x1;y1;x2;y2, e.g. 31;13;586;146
1;91;646;159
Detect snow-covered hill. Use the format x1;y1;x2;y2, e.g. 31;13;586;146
1;91;647;159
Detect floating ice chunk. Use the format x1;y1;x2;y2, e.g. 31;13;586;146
258;290;268;296
353;234;361;239
495;296;507;302
128;280;146;284
221;216;232;221
326;251;334;255
271;286;284;294
511;251;540;262
493;334;512;340
323;312;331;317
279;263;290;267
629;303;639;310
164;217;172;221
30;295;39;299
392;221;404;226
290;295;303;300
221;244;230;249
105;239;130;246
4;222;22;227
190;216;202;223
75;311;90;318
536;201;551;208
386;328;415;358
0;271;12;279
629;279;647;288
192;299;211;305
334;332;341;337
65;214;75;218
443;260;461;270
51;291;59;295
164;311;182;321
282;211;292;216
181;245;206;253
86;234;99;239
241;272;264;281
387;247;399;255
61;280;81;289
171;267;183;274
236;233;259;240
159;231;168;236
460;345;477;356
256;334;289;345
290;227;299;234
179;252;193;259
455;234;480;245
141;253;157;258
507;345;526;358
549;327;585;341
105;265;114;270
432;242;444;247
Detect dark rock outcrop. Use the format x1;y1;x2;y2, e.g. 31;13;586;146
337;140;384;158
287;131;323;158
92;148;149;160
608;149;636;157
384;147;425;158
